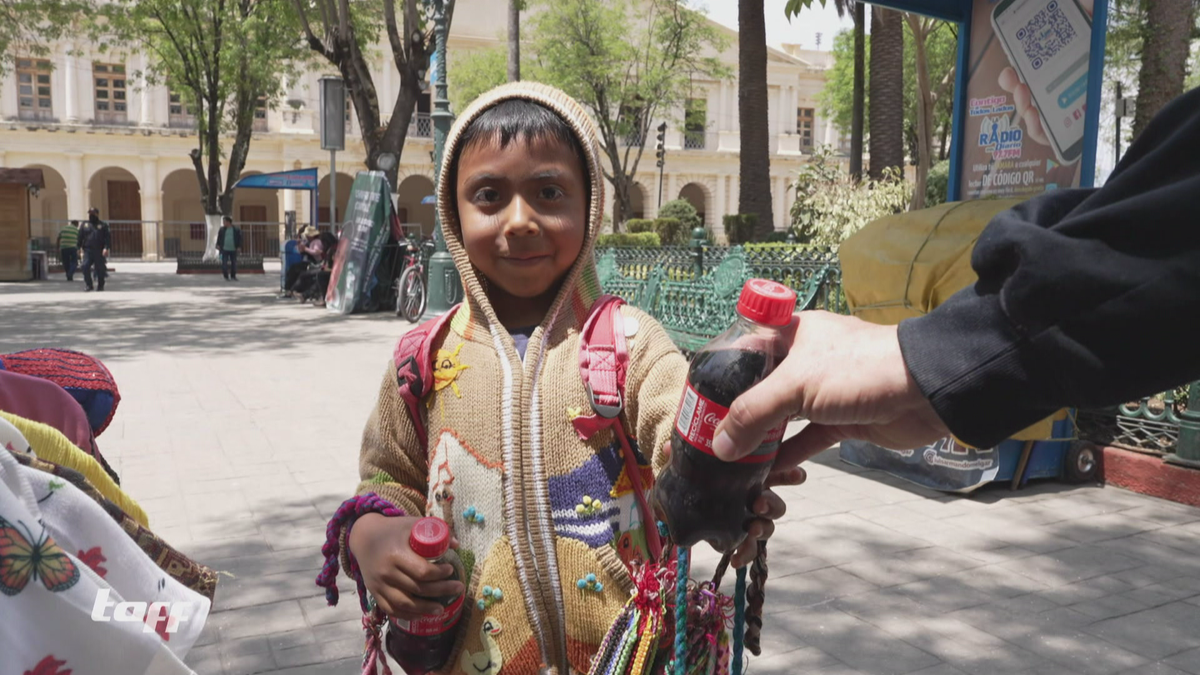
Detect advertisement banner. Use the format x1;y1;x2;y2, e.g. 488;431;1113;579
840;437;1002;493
326;172;392;315
959;0;1100;199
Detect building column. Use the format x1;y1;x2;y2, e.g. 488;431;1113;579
730;175;740;217
64;51;78;123
774;175;788;231
715;173;727;242
665;173;677;205
141;156;161;260
139;54;151;126
66;153;85;219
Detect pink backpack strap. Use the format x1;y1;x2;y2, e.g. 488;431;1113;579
573;296;664;561
392;305;460;451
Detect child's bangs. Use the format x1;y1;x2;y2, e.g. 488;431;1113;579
456;99;585;160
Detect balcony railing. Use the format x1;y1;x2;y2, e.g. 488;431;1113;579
683;131;706;150
409;112;432;138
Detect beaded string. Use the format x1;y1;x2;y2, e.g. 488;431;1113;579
673;546;689;675
732;565;747;675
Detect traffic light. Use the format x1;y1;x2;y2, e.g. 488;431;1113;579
655;122;667;168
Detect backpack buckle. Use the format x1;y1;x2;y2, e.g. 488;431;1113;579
586;381;623;419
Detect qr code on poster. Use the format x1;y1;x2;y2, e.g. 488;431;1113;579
1015;0;1077;70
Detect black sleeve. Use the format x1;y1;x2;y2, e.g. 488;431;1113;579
102;224;112;250
898;87;1200;449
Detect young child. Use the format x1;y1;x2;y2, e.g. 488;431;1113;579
341;83;795;675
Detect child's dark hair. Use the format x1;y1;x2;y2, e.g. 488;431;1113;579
450;98;590;204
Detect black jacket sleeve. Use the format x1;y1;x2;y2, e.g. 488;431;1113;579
898;87;1200;449
100;223;112;250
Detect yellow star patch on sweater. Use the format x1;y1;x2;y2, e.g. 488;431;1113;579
566;406;585;421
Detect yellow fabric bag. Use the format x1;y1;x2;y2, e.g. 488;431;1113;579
839;199;1062;443
1;411;149;526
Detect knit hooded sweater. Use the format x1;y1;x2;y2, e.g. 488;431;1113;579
346;83;689;674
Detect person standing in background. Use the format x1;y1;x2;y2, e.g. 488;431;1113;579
80;208;111;292
216;215;242;281
57;220;80;281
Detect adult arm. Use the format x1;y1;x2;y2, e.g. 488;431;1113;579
899;86;1200;448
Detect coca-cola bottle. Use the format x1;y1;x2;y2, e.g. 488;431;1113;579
385;517;466;674
652;279;797;551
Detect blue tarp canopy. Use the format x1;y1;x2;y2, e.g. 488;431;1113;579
234;168;320;235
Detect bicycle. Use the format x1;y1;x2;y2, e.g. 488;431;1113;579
395;237;435;323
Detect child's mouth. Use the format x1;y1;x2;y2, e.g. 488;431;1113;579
502;255;550;267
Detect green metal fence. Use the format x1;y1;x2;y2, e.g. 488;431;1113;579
1077;382;1200;465
594;243;847;315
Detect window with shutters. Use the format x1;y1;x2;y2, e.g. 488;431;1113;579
796;108;814;149
253;96;269;132
168;90;196;128
94;63;128;124
16;58;53;121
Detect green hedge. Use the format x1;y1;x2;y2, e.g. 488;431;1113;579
625;218;655;234
596;232;661;248
652;217;687;245
658;199;702;231
722;214;758;245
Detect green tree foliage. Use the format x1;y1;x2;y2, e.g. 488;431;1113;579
0;0;90;75
818;29;870;139
99;0;299;256
790;145;911;249
449;45;511;113
528;0;729;227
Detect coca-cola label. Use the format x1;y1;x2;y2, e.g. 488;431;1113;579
389;593;465;637
675;381;785;463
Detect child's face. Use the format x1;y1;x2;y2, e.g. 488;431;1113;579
456;135;587;302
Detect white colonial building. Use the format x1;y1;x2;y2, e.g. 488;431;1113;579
0;1;848;259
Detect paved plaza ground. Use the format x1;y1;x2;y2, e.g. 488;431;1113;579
3;265;1200;675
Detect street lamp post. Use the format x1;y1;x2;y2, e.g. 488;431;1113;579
422;0;463;321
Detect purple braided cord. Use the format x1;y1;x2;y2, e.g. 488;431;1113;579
315;493;404;611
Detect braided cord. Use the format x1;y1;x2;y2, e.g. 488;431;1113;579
674;547;690;675
315;493;405;611
745;541;768;656
732;565;747;675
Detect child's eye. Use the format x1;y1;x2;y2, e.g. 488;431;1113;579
539;186;564;201
474;188;500;204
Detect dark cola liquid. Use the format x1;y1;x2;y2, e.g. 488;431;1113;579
653;348;783;551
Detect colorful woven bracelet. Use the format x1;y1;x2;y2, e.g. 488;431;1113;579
315;493;404;611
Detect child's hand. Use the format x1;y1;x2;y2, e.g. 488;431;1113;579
731;466;806;569
348;513;466;621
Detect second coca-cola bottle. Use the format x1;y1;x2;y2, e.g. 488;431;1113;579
385;517;466;674
652;279;797;551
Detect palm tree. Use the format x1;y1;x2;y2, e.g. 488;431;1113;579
739;0;774;239
508;0;521;82
868;6;904;180
1131;0;1196;138
831;0;865;181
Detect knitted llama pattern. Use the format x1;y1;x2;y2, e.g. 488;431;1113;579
340;82;690;675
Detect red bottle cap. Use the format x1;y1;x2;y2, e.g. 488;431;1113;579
408;517;451;559
737;279;797;327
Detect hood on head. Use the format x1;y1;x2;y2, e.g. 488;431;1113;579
436;82;606;333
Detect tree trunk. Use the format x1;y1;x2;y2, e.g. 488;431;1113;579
868;6;904;180
508;0;520;81
850;1;865;181
1131;0;1195;139
939;121;949;161
908;14;934;211
612;173;633;229
738;0;774;239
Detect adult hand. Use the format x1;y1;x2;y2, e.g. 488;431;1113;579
348;513;465;621
730;465;807;568
102;248;109;258
711;311;949;471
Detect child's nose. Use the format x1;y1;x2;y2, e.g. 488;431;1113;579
502;196;540;237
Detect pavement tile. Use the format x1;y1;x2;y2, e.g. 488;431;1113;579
12;268;1200;673
1082;601;1200;660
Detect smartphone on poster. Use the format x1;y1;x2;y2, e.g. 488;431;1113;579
991;0;1091;164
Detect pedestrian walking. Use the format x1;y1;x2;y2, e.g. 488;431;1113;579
216;215;241;281
57;220;80;281
80;208;111;292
